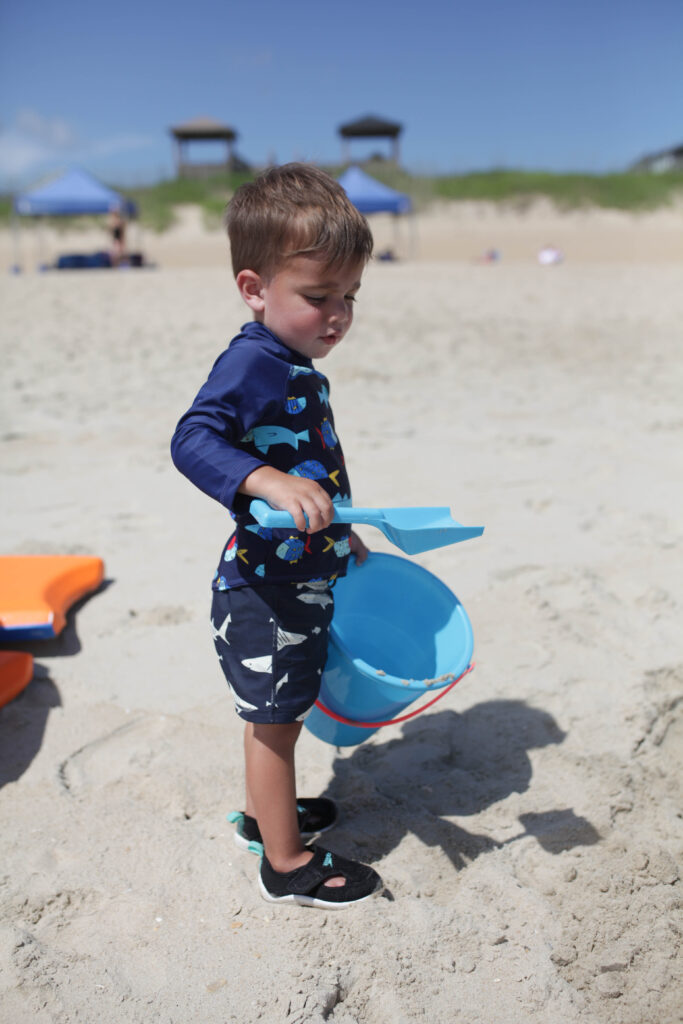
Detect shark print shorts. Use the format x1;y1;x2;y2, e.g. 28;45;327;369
210;580;335;724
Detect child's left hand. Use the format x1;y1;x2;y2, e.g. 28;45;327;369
349;530;369;565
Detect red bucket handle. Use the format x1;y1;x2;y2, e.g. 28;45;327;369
313;663;474;729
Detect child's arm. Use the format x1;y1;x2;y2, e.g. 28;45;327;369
171;344;281;513
238;465;335;534
241;467;369;556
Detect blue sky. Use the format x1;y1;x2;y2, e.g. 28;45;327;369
1;0;681;189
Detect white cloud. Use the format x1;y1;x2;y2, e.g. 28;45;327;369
0;109;156;186
0;132;54;178
15;108;79;149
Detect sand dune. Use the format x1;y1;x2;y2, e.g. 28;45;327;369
3;196;683;270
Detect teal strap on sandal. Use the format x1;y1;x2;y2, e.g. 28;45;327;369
228;798;338;854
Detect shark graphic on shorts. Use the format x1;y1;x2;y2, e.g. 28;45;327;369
227;679;259;714
275;626;307;650
296;592;334;608
211;613;231;644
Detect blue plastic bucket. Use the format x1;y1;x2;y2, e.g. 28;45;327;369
304;552;474;746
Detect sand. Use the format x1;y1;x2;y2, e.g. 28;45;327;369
1;204;682;1023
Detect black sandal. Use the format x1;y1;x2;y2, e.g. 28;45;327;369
228;797;338;854
259;845;383;909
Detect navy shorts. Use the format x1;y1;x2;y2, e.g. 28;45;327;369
210;580;335;724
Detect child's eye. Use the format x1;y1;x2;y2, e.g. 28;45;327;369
304;295;324;305
345;294;357;303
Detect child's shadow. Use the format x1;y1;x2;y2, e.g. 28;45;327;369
320;700;599;870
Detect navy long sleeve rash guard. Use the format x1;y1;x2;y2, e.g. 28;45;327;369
171;321;352;589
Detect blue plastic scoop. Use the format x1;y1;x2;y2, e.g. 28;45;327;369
249;499;484;556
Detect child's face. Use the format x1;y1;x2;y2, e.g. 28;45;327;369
257;255;364;361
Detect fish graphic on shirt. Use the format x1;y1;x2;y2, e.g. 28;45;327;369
323;535;351;557
288;460;341;487
318;385;330;407
242;425;310;454
316;417;338;449
245;523;273;541
276;535;312;563
224;537;248;564
284;396;307;414
289;364;325;380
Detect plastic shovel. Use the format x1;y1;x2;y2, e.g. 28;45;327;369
249;499;484;556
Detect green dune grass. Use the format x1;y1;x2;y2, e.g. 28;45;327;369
429;169;683;210
3;167;682;231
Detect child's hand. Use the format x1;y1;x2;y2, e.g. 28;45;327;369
349;530;369;565
239;466;334;533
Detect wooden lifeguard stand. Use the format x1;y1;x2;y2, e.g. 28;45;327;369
169;116;238;178
338;114;403;165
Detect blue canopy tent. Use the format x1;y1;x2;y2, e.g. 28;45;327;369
337;166;414;258
14;167;137;218
337;165;411;215
12;168;138;271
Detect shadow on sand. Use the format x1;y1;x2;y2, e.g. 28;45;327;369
0;669;61;787
0;580;112;786
319;700;600;871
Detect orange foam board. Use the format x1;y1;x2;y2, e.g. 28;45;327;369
0;651;34;707
0;555;104;639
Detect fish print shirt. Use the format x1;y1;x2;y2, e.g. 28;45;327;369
171;321;352;589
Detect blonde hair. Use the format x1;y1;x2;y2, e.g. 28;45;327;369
226;163;373;279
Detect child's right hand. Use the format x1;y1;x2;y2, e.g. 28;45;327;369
238;465;335;533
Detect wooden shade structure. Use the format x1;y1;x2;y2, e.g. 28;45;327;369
169;117;238;178
338;115;403;164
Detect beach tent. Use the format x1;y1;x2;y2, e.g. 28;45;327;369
11;168;138;271
14;167;137;218
337;165;411;215
337;165;414;258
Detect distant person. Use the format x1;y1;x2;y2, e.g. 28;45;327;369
170;164;383;909
108;210;126;265
538;243;563;266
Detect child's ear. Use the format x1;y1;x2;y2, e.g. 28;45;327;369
236;269;266;313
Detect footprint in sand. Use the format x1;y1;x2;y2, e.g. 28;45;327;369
58;715;183;794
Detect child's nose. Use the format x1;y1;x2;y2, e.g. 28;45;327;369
329;298;349;323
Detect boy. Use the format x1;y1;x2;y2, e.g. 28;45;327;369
171;164;383;909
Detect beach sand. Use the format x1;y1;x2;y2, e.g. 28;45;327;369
1;205;681;1023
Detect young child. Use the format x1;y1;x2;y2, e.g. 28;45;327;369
171;163;383;909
